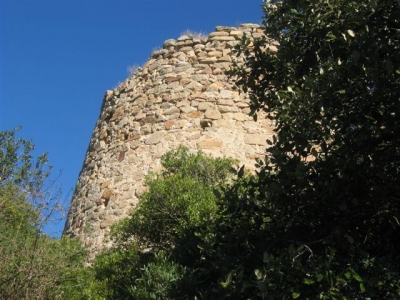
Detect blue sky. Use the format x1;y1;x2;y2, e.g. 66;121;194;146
0;0;264;235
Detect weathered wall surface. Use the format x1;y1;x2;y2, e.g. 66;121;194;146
63;23;277;258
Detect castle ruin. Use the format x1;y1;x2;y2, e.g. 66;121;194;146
63;23;277;258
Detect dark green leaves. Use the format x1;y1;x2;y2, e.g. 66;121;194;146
230;0;400;298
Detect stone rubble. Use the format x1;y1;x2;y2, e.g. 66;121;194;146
63;23;276;258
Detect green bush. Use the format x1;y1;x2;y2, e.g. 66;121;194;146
228;0;400;298
91;147;237;299
0;128;88;300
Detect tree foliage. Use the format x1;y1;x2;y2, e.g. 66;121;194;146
59;1;400;298
91;147;238;299
227;0;400;298
0;128;88;300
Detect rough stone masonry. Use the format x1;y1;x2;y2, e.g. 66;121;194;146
63;23;278;258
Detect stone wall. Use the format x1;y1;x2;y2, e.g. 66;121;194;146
63;23;277;258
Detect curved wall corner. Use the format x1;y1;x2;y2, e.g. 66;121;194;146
63;23;276;258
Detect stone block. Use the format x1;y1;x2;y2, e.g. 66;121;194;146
145;131;166;145
218;105;238;113
140;116;157;124
230;30;244;36
209;31;230;37
186;81;203;91
240;23;261;29
205;109;222;120
186;111;203;119
199;57;217;64
233;113;249;121
197;140;223;149
101;180;112;190
212;119;236;128
100;219;115;229
177;35;191;41
132;171;145;181
135;113;146;120
177;99;191;107
217;99;235;106
267;45;278;53
207;81;225;91
163;39;176;47
215;26;237;32
180;46;194;52
180;77;191;85
102;189;113;200
198;102;214;111
180;106;196;113
110;108;124;121
189;132;201;140
163;106;180;115
209;36;236;41
176;119;189;128
220;89;232;99
165;120;175;130
114;176;124;184
217;56;232;62
244;134;267;145
207;50;223;57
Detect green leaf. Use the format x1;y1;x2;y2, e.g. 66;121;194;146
353;273;363;282
360;282;366;292
292;292;300;299
326;33;336;40
304;278;315;285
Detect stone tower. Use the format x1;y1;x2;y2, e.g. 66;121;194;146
63;24;277;258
